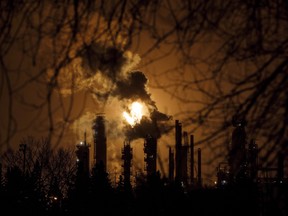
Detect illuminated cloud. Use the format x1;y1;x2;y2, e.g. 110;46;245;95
53;36;171;143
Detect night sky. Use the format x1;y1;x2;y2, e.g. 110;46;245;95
1;0;287;188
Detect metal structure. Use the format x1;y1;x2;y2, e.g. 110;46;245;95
144;135;157;177
122;140;133;189
168;147;174;182
92;114;107;171
76;132;91;180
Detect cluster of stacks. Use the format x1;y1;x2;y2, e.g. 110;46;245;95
75;116;202;189
217;118;284;186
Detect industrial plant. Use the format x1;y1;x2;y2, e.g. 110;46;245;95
1;113;287;216
75;115;202;189
75;114;287;190
68;111;288;216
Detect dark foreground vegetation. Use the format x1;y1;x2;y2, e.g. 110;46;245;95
0;140;287;216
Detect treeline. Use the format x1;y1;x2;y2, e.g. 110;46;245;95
0;136;188;216
0;137;285;216
0;137;76;215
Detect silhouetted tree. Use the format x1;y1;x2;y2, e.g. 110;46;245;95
0;0;149;148
47;177;63;215
1;0;287;195
141;1;288;169
1;136;77;215
116;175;125;191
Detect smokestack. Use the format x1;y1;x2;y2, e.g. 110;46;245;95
190;135;194;186
175;120;182;182
183;132;188;146
175;120;182;147
122;140;133;190
168;147;174;182
197;148;202;187
93;114;107;171
229;118;247;180
182;132;189;185
75;133;91;187
144;135;157;177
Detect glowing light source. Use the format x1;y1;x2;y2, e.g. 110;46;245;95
123;101;148;127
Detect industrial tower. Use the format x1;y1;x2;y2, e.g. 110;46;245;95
144;135;157;177
168;147;174;182
174;120;196;187
122;140;133;190
175;120;183;182
228;118;248;181
92;114;107;171
75;132;91;179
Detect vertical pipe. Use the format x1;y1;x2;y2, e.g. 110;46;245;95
144;136;157;177
197;148;202;187
168;147;174;182
190;135;194;186
122;140;132;190
175;120;182;182
93;115;107;171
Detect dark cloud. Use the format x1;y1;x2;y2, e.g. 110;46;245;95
124;117;161;140
112;71;172;140
112;71;152;103
78;43;172;140
78;43;126;79
124;115;173;141
151;109;172;121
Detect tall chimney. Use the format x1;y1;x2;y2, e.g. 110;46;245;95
197;148;202;187
144;135;157;177
168;147;174;182
75;132;91;191
190;135;194;186
122;140;133;190
93;114;107;171
175;120;182;182
182;132;189;185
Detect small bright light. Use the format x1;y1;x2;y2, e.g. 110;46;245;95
221;180;227;185
80;141;83;145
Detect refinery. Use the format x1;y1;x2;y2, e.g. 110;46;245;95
76;113;287;190
1;110;287;216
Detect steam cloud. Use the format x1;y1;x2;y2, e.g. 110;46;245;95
68;42;172;141
113;71;152;102
112;71;172;140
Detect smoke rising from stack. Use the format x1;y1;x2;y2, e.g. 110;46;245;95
112;70;172;140
113;71;152;102
78;43;141;102
59;43;172;142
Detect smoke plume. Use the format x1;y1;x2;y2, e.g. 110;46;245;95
112;70;172;140
61;42;172;141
